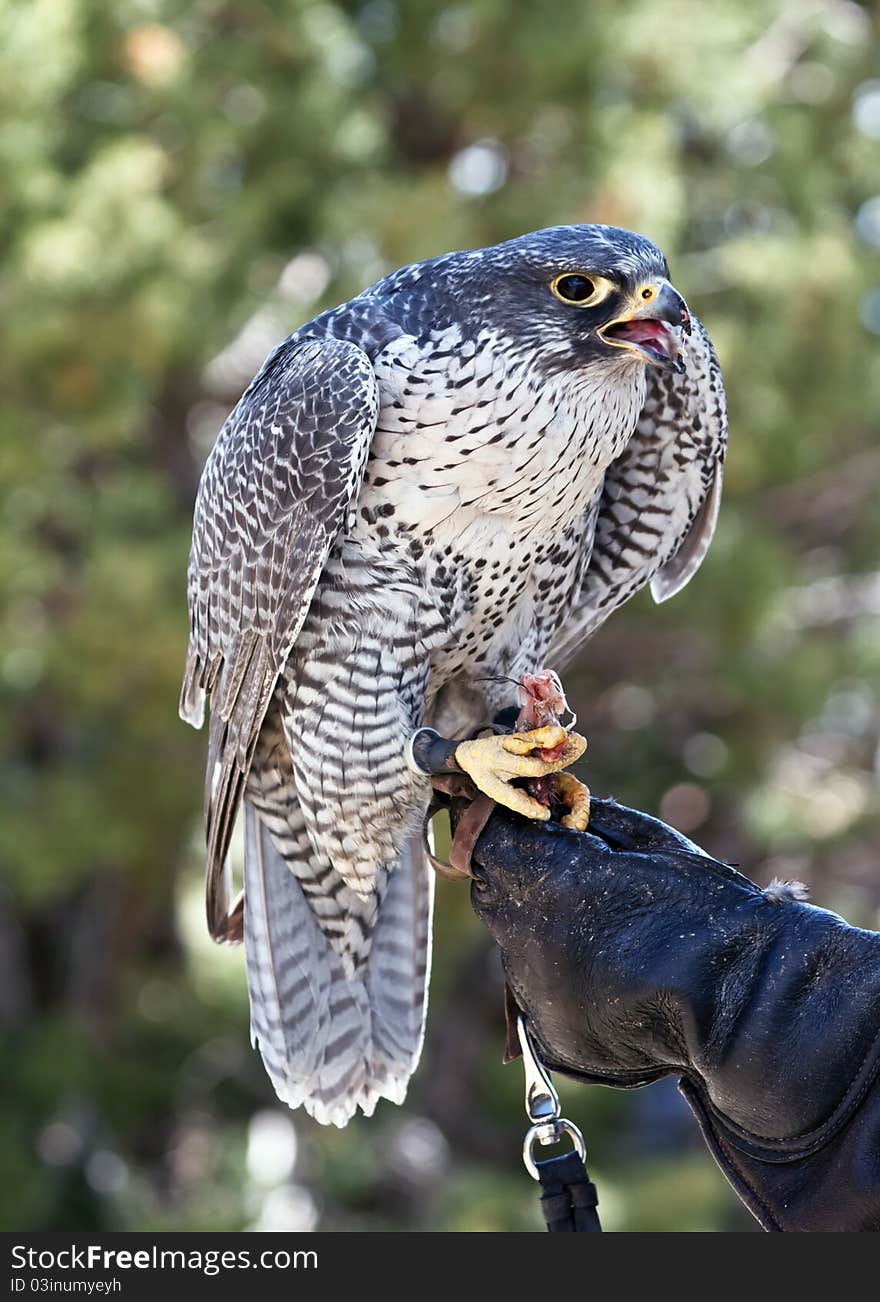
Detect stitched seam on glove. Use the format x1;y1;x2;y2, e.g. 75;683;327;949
678;1079;781;1232
681;1025;880;1162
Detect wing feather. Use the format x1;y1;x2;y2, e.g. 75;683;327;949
180;337;380;939
549;314;727;669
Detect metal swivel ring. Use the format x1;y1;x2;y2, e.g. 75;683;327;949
522;1117;587;1181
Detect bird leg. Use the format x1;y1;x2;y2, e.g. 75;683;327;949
454;669;590;828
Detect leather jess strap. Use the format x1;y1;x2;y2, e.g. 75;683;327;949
447;793;498;878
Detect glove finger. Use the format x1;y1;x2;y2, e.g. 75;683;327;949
469;805;611;921
586;798;709;856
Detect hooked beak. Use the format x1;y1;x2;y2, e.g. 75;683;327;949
599;279;690;368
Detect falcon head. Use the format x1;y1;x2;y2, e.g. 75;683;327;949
425;224;690;374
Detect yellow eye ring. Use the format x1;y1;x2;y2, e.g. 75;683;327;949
550;273;609;307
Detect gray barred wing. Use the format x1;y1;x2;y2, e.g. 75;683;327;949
549;315;727;669
179;337;379;938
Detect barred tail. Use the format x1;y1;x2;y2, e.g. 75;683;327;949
243;799;433;1127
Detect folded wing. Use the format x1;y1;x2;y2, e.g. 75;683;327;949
549;314;727;669
179;337;380;938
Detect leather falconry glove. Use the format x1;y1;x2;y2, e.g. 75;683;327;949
467;797;880;1232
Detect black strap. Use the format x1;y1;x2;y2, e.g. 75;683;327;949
535;1150;602;1232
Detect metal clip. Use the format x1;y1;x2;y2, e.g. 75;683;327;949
517;1016;586;1180
518;1015;561;1127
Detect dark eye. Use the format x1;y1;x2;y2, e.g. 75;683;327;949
551;274;596;304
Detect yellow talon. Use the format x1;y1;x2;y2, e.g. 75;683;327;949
454;728;587;823
501;724;567;755
555;771;591;832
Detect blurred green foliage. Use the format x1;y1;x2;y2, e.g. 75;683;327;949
1;0;878;1233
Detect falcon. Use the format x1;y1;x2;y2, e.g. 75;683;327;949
180;225;727;1127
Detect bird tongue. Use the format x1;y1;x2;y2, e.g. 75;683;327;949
605;318;676;359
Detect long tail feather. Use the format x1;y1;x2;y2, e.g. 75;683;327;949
243;799;433;1126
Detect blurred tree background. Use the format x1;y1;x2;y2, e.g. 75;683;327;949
1;0;878;1232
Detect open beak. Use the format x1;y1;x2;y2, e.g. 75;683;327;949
599;280;690;368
